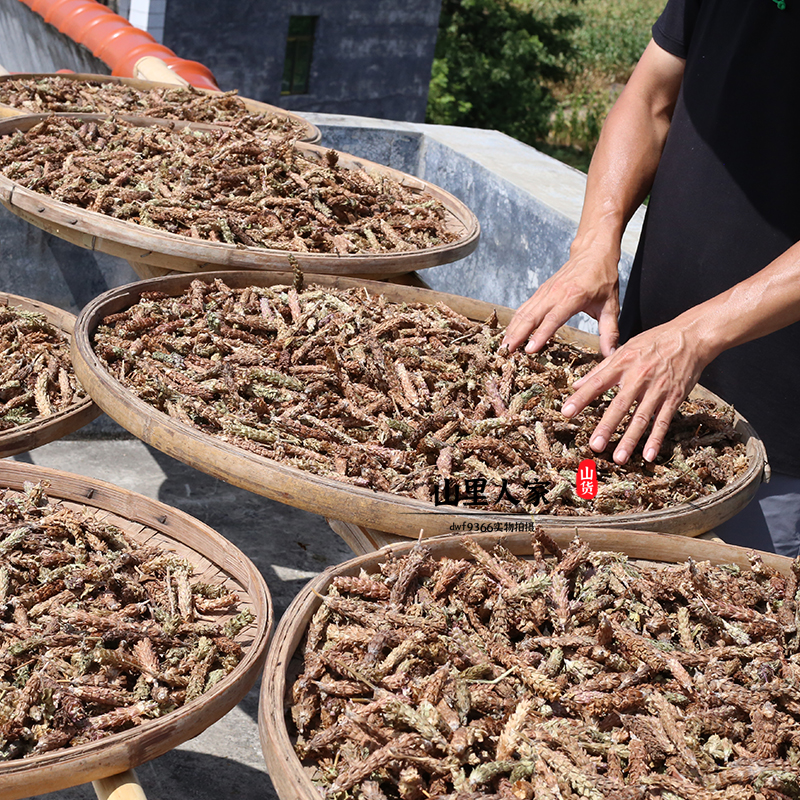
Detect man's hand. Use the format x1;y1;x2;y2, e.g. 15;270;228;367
561;319;714;464
502;246;621;358
500;38;697;463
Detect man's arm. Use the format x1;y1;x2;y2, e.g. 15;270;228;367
502;40;686;356
503;37;800;466
563;239;800;465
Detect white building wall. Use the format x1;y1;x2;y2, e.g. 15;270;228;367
126;0;167;43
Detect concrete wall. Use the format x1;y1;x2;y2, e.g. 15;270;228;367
0;217;138;317
0;0;109;74
161;0;441;123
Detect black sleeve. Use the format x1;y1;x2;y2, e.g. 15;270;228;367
652;0;702;58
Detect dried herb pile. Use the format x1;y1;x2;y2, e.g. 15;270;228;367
291;534;800;799
0;115;458;255
0;76;306;140
0;304;87;431
0;482;252;760
92;278;748;516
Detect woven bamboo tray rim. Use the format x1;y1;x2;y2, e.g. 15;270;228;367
0;291;100;458
0;72;321;143
259;527;793;800
0;113;479;278
71;271;767;541
0;459;273;800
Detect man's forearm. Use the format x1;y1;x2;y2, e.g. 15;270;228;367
571;40;686;258
675;239;800;363
502;40;686;356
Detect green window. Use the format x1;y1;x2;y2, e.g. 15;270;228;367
281;16;317;95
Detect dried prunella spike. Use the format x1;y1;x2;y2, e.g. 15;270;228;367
0;305;87;431
91;280;749;517
0;116;459;256
290;254;304;293
289;534;800;799
0;483;248;760
0;76;309;141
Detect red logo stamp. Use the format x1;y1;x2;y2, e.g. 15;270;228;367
576;459;598;499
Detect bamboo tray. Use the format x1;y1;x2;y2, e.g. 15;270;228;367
0;292;100;457
71;271;767;546
0;72;320;143
0;459;273;800
0;114;479;280
259;527;792;800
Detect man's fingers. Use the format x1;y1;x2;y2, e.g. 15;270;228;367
612;395;659;464
502;302;544;352
523;310;568;354
598;304;620;358
561;366;615;419
642;401;681;462
558;321;703;465
586;387;641;454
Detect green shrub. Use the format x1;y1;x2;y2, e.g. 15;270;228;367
426;0;581;146
428;0;664;170
541;0;663;163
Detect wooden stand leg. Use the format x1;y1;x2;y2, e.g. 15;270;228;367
92;769;147;800
326;519;406;555
134;56;190;86
126;260;175;280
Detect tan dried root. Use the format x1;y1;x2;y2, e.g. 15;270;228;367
92;278;748;516
0;483;249;760
0;115;458;256
290;534;800;799
0;305;87;431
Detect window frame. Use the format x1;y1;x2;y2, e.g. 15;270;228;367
281;16;318;96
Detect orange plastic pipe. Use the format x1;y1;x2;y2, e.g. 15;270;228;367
17;0;219;89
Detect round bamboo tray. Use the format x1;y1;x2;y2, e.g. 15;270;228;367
0;292;100;457
0;72;320;143
71;271;767;545
259;527;792;800
0;459;273;800
0;114;479;280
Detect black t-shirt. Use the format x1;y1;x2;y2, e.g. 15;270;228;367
618;0;800;476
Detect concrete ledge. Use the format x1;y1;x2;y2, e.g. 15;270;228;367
0;0;109;74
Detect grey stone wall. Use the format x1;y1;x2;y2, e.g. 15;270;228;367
0;0;109;75
161;0;441;123
0;219;137;317
417;136;584;315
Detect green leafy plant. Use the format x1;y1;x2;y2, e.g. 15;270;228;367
426;0;580;146
540;0;663;164
428;0;664;170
